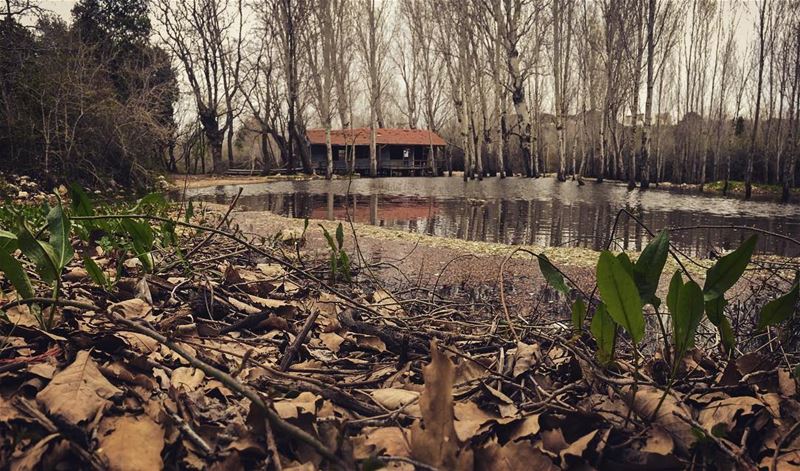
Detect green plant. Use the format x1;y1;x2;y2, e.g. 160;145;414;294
537;231;787;370
0;198;73;329
320;222;351;283
0;187;175;329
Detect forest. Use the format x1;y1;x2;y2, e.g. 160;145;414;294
1;0;800;200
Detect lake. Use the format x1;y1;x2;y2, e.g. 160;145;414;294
185;177;800;257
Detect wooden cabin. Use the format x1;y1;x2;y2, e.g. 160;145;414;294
307;128;446;176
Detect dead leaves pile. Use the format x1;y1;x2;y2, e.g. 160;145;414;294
1;216;799;471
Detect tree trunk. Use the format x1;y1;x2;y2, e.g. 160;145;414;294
370;119;378;177
747;0;768;200
260;131;271;175
640;0;655;189
325;125;333;179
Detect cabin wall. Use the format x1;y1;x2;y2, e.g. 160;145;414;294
309;144;443;175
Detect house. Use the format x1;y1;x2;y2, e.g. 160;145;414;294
306;128;447;176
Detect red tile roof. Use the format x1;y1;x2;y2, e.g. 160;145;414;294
307;128;446;146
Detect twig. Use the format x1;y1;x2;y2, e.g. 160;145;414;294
498;250;521;342
1;297;101;312
279;308;320;371
771;421;800;471
183;187;243;260
168;410;213;456
110;314;346;469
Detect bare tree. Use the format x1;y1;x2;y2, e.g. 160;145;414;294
153;0;243;174
306;0;343;178
356;0;391;177
490;0;544;178
402;0;445;174
746;0;769;199
552;0;575;182
241;24;287;174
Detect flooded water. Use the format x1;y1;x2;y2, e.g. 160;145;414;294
186;177;800;257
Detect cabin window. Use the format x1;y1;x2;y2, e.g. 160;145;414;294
336;148;346;161
403;148;410;160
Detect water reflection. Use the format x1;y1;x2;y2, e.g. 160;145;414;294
187;177;800;257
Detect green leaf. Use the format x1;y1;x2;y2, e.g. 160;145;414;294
591;303;616;365
0;250;35;300
319;225;337;252
120;219;154;272
17;220;59;283
69;183;94;217
617;252;635;278
0;229;18;253
635;230;669;306
757;283;799;329
718;317;735;351
185;200;194;223
672;280;705;357
335;223;344;250
571;298;586;333
666;271;683;315
339;250;351;282
703;235;757;301
133;193;167;213
83;256;108;289
704;295;727;326
538;254;569;295
596;251;644;343
46;201;74;271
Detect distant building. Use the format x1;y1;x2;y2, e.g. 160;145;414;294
307;128;447;176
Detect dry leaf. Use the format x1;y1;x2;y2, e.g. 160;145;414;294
227;296;261;315
475;438;557;471
117;331;159;353
410;340;473;471
256;263;286;279
352;427;412;460
171;367;205;391
110;298;151;320
319;332;345;353
370;388;420;412
10;433;59;471
641;425;675;455
624;386;695;452
372;289;405;317
4;305;38;328
354;334;386;353
512;342;542;377
453;401;497;442
36;351;121;425
63;267;89;281
698;396;765;435
98;415;164;471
